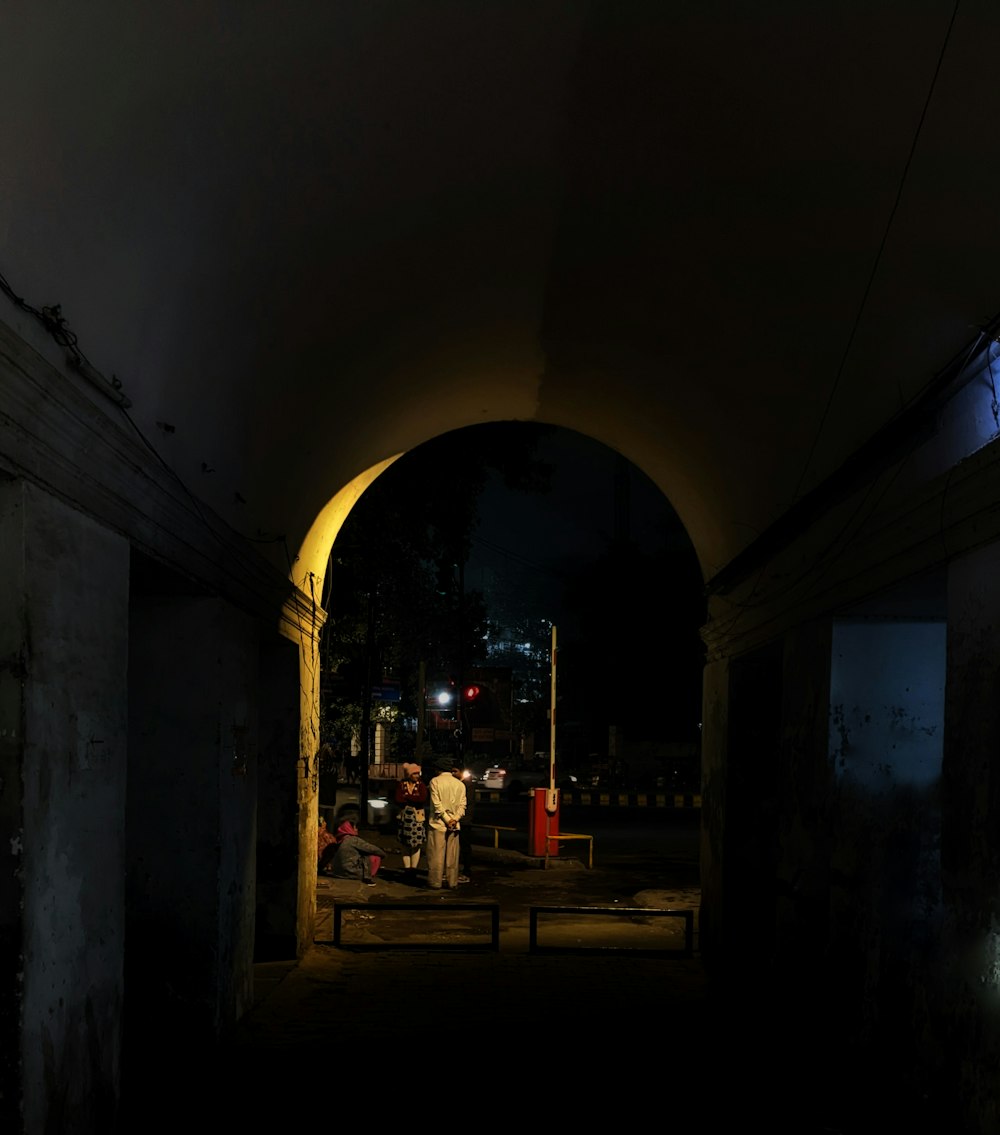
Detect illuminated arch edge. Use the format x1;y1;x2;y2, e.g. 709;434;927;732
291;453;403;600
283;454;403;763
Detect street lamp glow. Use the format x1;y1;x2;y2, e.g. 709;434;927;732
437;691;452;707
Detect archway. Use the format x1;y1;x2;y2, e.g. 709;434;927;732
288;419;705;939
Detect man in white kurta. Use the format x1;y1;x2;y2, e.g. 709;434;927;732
427;756;467;889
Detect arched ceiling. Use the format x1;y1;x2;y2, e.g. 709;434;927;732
3;2;999;584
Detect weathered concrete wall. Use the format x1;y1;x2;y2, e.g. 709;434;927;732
829;619;945;792
820;616;947;1105
254;634;301;961
0;485;20;1121
723;642;783;972
773;620;833;978
296;632;321;958
0;480;128;1133
214;604;259;1028
942;544;1000;1132
698;656;726;965
124;595;258;1075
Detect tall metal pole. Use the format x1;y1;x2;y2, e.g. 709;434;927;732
416;659;427;756
549;624;557;791
456;559;465;765
543;623;559;854
359;589;375;816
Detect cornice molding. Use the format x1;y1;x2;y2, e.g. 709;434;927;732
703;435;1000;660
0;316;294;627
704;322;1000;597
279;586;327;649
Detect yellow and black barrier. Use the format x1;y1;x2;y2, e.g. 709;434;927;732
474;789;701;809
467;821;517;848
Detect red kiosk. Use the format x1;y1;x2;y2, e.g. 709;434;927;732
528;786;560;858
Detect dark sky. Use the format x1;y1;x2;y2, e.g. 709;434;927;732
465;427;689;632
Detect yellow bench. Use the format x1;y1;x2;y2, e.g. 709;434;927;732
545;831;594;869
468;822;517;849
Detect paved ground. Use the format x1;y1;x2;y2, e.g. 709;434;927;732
140;825;937;1132
213;835;857;1131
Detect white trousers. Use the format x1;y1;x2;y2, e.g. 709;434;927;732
426;827;460;888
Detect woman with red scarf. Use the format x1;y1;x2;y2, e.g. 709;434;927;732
317;815;338;874
328;818;385;886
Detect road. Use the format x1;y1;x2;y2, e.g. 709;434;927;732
468;796;701;888
333;782;702;890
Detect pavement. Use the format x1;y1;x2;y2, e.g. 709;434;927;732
144;821;931;1133
219;835;864;1132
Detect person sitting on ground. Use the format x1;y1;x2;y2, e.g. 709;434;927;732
328;818;386;886
317;815;338;874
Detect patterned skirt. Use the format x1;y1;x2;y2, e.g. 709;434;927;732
397;805;426;851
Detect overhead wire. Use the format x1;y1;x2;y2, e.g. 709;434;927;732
2;270;98;375
708;329;993;647
789;0;962;508
119;405;294;573
709;0;963;645
471;532;572;579
0;267;294;578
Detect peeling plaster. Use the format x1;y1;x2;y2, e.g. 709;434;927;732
830;621;945;791
984;927;1000;997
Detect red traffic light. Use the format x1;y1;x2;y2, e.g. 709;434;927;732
463;684;481;702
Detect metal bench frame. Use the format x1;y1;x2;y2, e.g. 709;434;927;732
528;905;694;956
330;901;501;951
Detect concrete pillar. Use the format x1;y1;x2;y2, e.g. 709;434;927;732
773;618;833;981
255;634;301;960
0;480;129;1134
945;543;1000;926
297;630;320;957
272;587;325;962
124;594;259;1076
698;655;727;965
704;645;782;970
722;641;783;974
942;543;1000;1127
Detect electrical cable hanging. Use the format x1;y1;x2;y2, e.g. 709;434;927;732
1;263;292;574
0;269;131;407
789;0;962;507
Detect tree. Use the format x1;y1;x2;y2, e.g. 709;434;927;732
320;423;555;758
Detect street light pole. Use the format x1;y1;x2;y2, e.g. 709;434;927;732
359;588;375;817
529;623;561;860
417;659;427;755
456;559;465;765
549;624;557;795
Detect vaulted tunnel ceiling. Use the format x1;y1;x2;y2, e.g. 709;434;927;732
3;1;998;585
